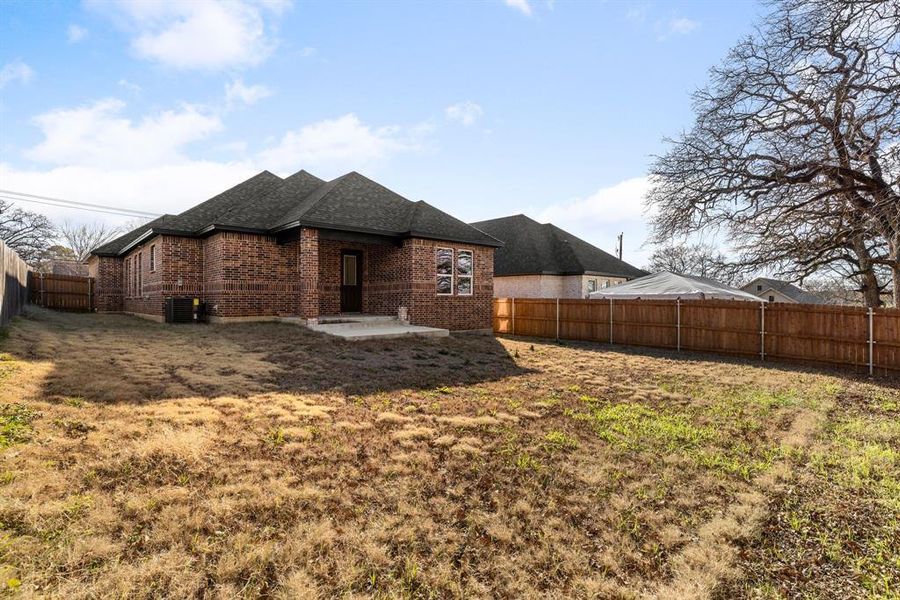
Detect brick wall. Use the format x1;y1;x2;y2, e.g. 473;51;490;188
299;228;318;319
88;256;123;312
317;238;409;316
93;229;495;330
202;231;302;318
118;236;204;316
493;274;626;298
406;238;494;330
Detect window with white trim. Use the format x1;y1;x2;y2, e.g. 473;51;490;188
456;249;473;295
587;279;597;293
436;247;453;295
124;259;131;297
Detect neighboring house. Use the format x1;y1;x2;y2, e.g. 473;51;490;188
88;170;501;331
469;214;646;298
741;277;827;304
48;260;89;277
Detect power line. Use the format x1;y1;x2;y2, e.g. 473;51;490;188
0;194;156;219
0;188;161;218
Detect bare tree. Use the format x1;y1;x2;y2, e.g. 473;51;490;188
0;199;57;263
644;243;740;285
646;0;900;307
57;220;122;262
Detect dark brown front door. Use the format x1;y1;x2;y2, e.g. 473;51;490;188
340;250;362;313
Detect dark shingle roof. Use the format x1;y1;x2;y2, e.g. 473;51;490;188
216;170;325;230
470;214;646;278
92;214;180;256
742;277;827;304
165;170;284;232
91;169;500;256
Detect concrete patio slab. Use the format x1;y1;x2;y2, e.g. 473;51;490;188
278;314;450;340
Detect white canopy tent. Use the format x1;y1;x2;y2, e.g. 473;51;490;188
587;271;761;301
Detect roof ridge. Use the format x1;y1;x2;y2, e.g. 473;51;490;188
405;200;425;231
546;223;585;272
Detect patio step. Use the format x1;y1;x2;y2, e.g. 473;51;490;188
315;323;450;340
278;314;450;340
315;314;401;327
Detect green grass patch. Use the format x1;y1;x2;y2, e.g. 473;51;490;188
568;398;713;452
0;404;38;449
543;430;578;451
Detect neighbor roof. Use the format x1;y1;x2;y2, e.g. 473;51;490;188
469;214;646;278
588;271;761;301
742;277;827;304
92;170;501;256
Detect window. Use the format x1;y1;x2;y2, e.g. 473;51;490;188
343;254;357;285
757;284;763;291
137;252;143;295
456;249;473;295
769;295;775;303
436;248;453;295
149;245;156;272
601;280;610;289
124;259;131;297
587;279;597;293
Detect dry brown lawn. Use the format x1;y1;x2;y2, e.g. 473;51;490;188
1;308;898;599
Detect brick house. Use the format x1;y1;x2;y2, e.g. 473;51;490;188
88;170;501;331
470;214;645;298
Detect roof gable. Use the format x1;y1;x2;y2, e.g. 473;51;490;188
471;214;645;278
216;170;325;230
92;214;179;256
91;169;500;256
164;170;284;233
742;277;826;304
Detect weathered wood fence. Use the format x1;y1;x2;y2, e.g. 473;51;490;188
1;240;30;327
28;272;94;312
493;298;900;375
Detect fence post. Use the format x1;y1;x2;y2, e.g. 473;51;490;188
609;298;614;344
556;297;560;341
760;302;766;361
869;308;874;376
676;299;681;351
511;297;516;336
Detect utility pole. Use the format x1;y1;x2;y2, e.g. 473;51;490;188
616;232;623;260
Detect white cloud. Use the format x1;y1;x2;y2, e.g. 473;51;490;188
117;79;142;94
299;46;317;57
258;113;430;177
25;98;223;169
67;24;88;43
624;3;649;24
667;17;700;36
536;177;653;266
445;101;484;126
6;98;430;227
90;0;290;70
504;0;532;16
0;60;34;89
0;161;257;226
225;79;273;107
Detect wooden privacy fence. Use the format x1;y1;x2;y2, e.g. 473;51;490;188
28;272;95;312
1;240;30;327
493;298;900;375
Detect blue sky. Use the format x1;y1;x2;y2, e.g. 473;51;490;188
0;0;763;265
